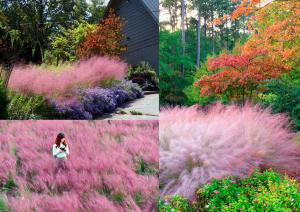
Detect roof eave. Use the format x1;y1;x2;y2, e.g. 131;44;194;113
104;0;159;24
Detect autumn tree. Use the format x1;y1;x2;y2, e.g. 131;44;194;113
195;0;299;104
195;49;289;104
217;0;299;63
76;9;127;59
242;1;300;68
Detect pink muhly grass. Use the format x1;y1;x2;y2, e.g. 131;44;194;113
8;56;127;98
0;120;158;211
159;104;300;199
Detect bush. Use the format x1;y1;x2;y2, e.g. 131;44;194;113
50;100;93;120
51;81;143;119
0;81;8;119
259;79;300;131
7;92;54;120
0;121;158;211
117;80;144;100
0;198;9;212
44;22;96;64
160;104;300;199
198;170;300;211
76;9;127;59
159;195;192;212
183;63;219;106
127;62;158;91
8;56;127;98
160;70;189;106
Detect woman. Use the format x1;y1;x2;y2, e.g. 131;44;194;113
52;132;69;173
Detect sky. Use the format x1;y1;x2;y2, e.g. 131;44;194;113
159;0;273;30
86;0;109;5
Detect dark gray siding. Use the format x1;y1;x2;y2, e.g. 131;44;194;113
109;0;159;72
141;0;159;23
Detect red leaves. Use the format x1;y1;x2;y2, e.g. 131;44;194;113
207;54;251;71
195;49;289;101
76;9;127;59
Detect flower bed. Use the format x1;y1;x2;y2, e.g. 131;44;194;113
159;170;300;211
51;81;144;119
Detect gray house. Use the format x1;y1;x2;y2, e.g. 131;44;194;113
105;0;159;72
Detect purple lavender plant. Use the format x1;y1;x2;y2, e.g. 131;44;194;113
118;81;144;100
49;81;144;119
110;86;129;105
51;100;93;120
82;88;117;114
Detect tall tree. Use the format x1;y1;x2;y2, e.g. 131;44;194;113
195;0;299;104
161;0;180;31
196;11;201;68
181;0;186;75
76;10;127;59
0;0;85;63
195;50;289;104
87;0;106;24
191;0;206;68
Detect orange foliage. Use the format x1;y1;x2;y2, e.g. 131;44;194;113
198;1;299;103
76;9;127;59
243;1;300;68
195;49;289;102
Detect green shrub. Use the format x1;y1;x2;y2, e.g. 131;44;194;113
198;170;300;211
127;62;158;91
0;197;9;212
44;22;96;65
183;63;231;106
184;63;216;106
99;79;121;88
259;79;300;131
160;70;189;106
0;81;8;119
134;192;143;207
112;192;125;203
159;195;192;212
136;158;157;176
4;173;18;191
7;92;54;119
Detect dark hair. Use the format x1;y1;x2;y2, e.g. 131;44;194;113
55;132;67;147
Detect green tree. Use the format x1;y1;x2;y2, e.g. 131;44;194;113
0;0;87;63
87;0;106;24
45;22;96;64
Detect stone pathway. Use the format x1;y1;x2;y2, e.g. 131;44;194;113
97;93;159;120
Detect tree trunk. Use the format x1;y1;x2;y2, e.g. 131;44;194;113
204;16;207;36
181;0;186;76
168;6;175;31
175;1;178;29
211;7;215;55
185;6;189;33
196;11;201;68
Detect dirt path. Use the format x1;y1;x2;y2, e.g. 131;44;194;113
97;93;159;120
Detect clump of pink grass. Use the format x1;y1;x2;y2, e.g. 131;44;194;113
160;104;300;199
0;120;158;211
8;56;127;98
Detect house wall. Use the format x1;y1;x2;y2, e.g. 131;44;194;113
113;0;159;72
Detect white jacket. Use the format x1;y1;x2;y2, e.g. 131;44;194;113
52;144;69;158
